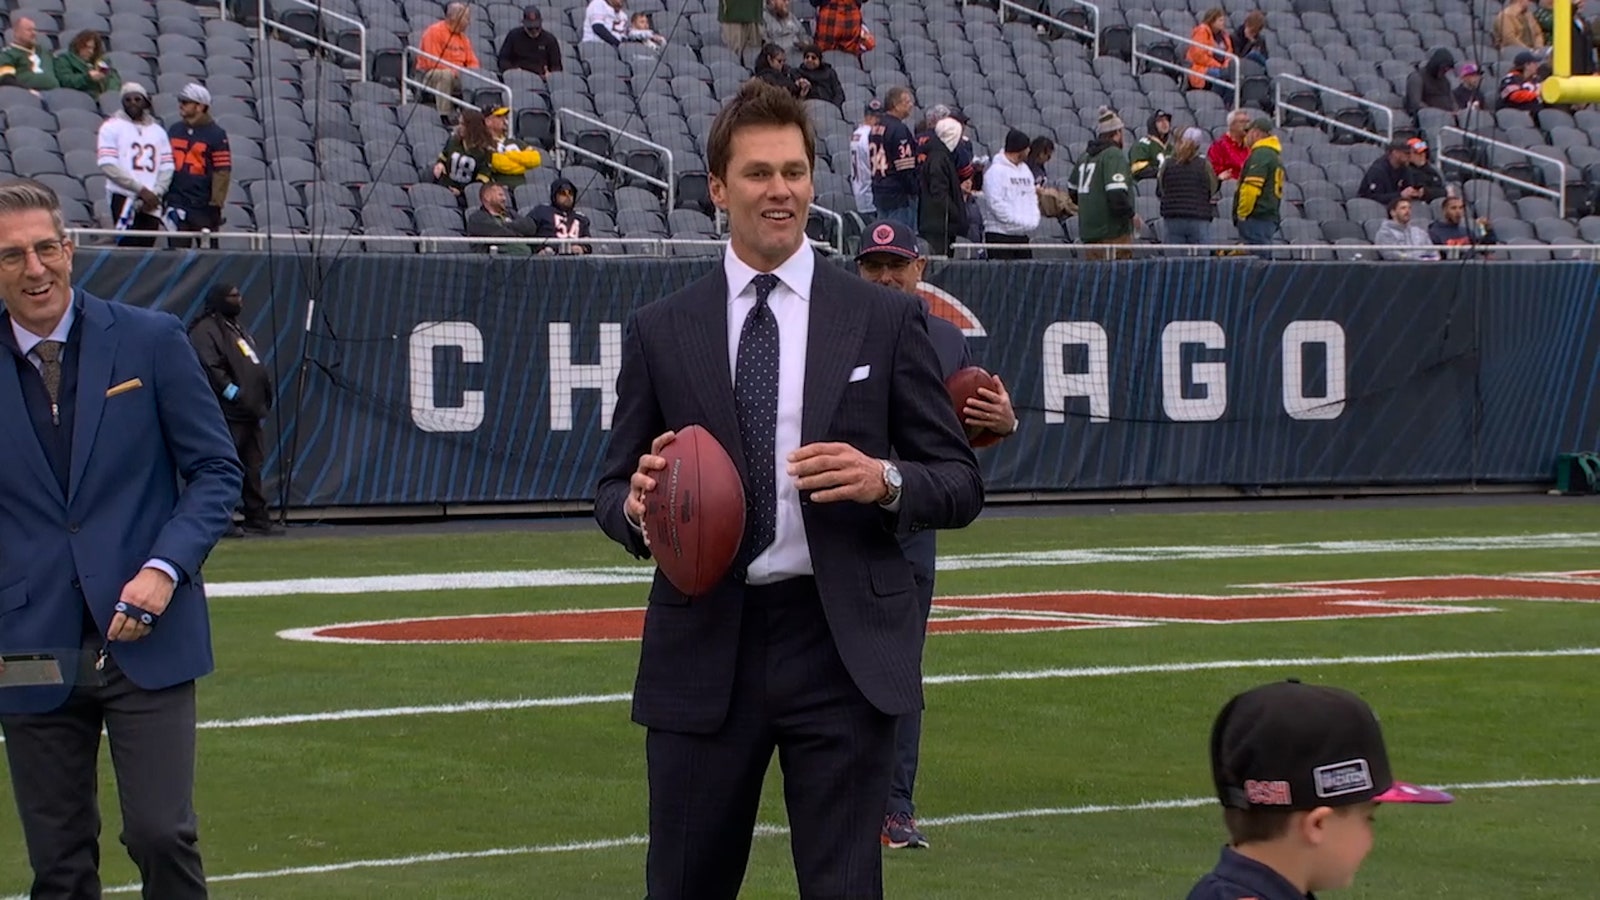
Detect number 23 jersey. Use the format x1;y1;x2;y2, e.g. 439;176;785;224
97;112;175;199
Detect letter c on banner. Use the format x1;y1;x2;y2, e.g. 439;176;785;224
409;321;486;433
1282;320;1347;420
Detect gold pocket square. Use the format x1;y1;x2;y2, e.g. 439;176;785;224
105;378;144;398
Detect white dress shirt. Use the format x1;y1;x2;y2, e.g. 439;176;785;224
724;242;814;585
11;293;180;585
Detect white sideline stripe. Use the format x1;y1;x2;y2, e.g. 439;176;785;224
181;646;1600;730
38;776;1597;896
203;532;1600;597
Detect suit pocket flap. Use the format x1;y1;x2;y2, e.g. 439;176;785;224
869;559;913;597
0;580;28;615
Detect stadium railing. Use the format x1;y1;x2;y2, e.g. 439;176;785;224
1274;74;1395;146
1132;24;1241;111
1437;126;1569;218
258;0;368;82
402;48;513;118
552;108;677;211
997;0;1101;58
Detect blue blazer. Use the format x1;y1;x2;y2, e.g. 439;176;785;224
0;292;242;714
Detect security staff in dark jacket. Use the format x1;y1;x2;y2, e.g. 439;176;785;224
188;284;276;535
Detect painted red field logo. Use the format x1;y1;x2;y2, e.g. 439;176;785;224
278;572;1600;645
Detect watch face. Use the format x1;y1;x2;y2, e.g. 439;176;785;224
885;464;903;488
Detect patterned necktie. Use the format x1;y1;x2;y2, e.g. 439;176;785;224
34;340;64;413
735;273;781;567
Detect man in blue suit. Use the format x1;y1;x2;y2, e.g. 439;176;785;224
855;220;1017;851
0;178;242;899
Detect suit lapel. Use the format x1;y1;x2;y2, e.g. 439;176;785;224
69;296;117;505
0;324;63;500
678;270;751;479
802;257;869;444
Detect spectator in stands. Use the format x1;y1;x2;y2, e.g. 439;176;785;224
0;17;59;91
1158;126;1218;246
1188;8;1235;104
1359;139;1427;206
719;0;764;64
1375;198;1440;260
54;30;120;98
1500;50;1544;111
485;107;543;189
796;44;844;106
763;0;808;54
1234;117;1283;246
626;12;668;49
187;284;275;537
432;109;495;199
870;87;920;230
918;116;968;257
583;0;630;45
1232;11;1269;64
418;3;480;123
1404;138;1447;202
98;83;173;248
1405;48;1460;115
1072;108;1140;258
166;84;232;244
1429;192;1498;257
982;129;1041;260
467;183;541;254
1539;0;1596;74
1029;137;1075;219
753;44;811;98
1494;0;1545;49
814;0;874;56
498;6;563;76
1129;110;1172;181
1454;62;1489;109
527;177;593;254
1209;109;1252;181
851;99;881;216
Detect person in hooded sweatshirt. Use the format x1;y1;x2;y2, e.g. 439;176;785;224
527;176;593;254
981;128;1042;259
918;116;968;256
189;284;276;536
1128;110;1172;181
1404;48;1459;115
796;44;844;106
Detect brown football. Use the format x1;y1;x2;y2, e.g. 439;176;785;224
945;365;1003;447
643;425;746;597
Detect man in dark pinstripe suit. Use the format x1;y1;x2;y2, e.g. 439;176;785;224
595;80;984;900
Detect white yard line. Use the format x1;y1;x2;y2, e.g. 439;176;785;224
38;776;1597;896
204;533;1600;597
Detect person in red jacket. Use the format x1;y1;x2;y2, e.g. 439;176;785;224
1208;109;1252;180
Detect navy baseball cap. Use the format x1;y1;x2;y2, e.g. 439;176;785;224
855;219;920;260
1211;680;1454;811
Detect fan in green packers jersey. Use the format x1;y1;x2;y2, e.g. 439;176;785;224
432;108;495;196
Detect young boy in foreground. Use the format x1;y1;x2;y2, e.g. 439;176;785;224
1187;679;1454;899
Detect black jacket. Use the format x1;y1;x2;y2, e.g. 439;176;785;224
1406;162;1447;202
1358;155;1412;205
798;61;844;106
918;136;968;242
188;313;273;422
1405;48;1459;115
1157;156;1216;220
497;27;563;76
467;206;541;254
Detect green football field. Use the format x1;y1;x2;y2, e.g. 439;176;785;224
2;500;1598;898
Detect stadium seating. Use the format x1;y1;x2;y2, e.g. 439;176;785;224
3;0;1597;253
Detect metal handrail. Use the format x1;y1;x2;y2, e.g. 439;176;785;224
553;108;675;210
1438;126;1568;218
997;0;1100;58
62;230;1595;260
402;47;512;116
1274;74;1394;145
808;203;845;255
258;0;368;82
1132;23;1240;111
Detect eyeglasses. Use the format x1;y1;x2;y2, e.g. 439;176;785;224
0;239;68;273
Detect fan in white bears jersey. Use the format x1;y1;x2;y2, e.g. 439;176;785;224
96;82;174;247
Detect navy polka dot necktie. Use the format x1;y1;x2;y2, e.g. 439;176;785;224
735;273;781;566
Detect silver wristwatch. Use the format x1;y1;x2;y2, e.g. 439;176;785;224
878;460;903;507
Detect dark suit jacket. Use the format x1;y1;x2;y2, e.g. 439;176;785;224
899;311;970;580
0;292;242;714
596;251;984;733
